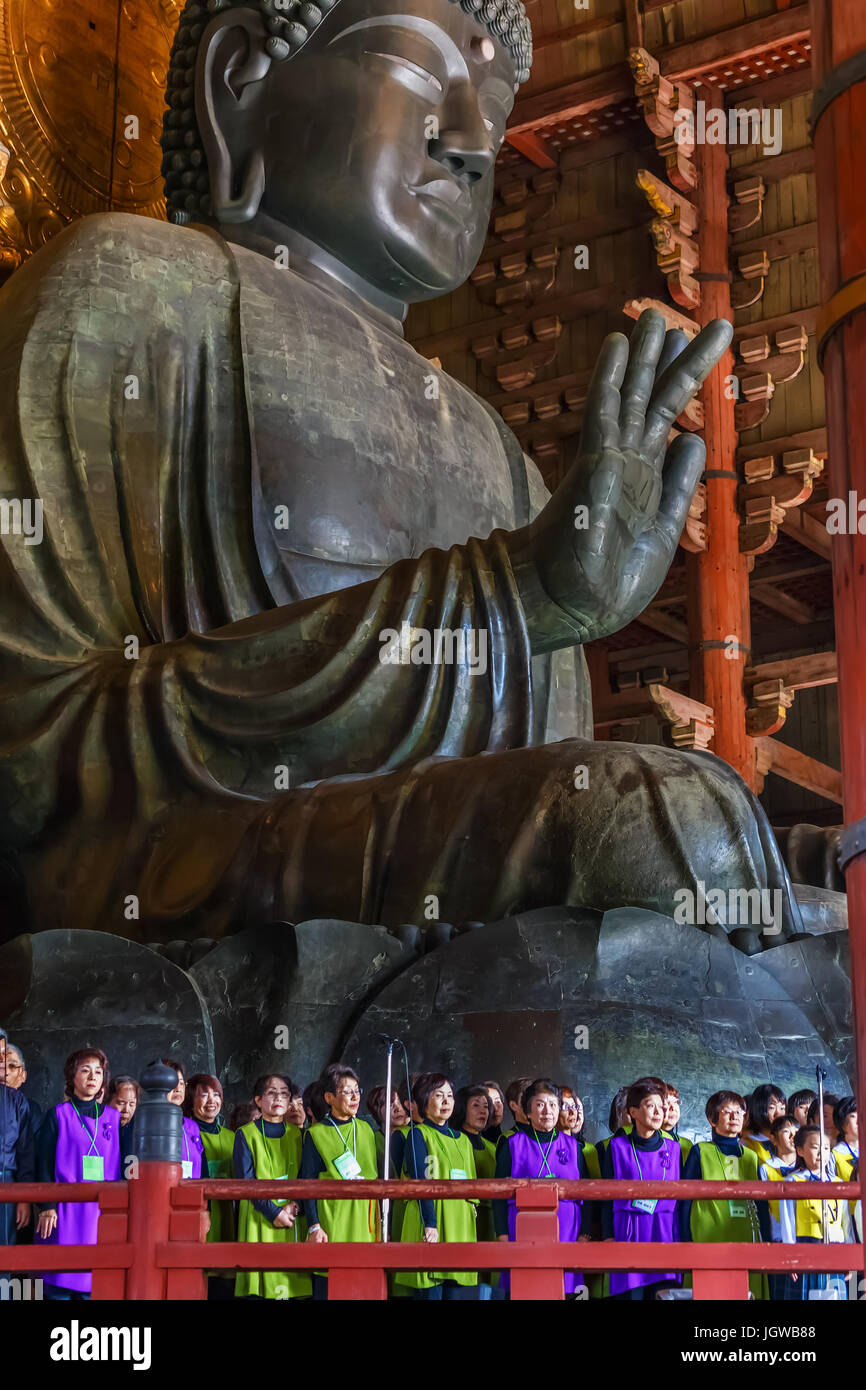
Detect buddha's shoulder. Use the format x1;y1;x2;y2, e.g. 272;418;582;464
3;213;236;318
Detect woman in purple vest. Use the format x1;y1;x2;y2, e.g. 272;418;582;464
35;1047;121;1300
598;1077;682;1300
494;1078;590;1299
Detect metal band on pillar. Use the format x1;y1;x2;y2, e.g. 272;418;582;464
839;816;866;875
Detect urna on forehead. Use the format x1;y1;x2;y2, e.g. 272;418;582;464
163;0;532;224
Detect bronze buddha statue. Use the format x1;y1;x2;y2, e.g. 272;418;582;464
0;0;801;953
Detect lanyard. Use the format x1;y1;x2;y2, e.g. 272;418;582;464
630;1136;669;1181
328;1116;357;1157
70;1101;100;1156
183;1127;190;1162
531;1128;556;1178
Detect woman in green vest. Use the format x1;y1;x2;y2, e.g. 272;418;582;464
301;1063;380;1300
679;1090;770;1300
232;1073;310;1301
454;1084;501;1300
396;1072;479;1300
185;1073;235;1301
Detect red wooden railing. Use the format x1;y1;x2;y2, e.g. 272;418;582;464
2;1168;863;1300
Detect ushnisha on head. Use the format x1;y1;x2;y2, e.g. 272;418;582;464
160;0;533;303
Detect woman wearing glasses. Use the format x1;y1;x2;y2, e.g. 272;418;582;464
233;1073;310;1300
395;1073;479;1300
300;1064;380;1299
495;1079;589;1299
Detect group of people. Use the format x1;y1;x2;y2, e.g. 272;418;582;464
1;1029;859;1301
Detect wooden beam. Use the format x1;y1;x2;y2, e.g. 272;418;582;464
731;222;818;262
532;13;621;53
737;428;827;463
413;277;645;359
745;650;837;691
750;617;836;658
508;65;633;138
725;66;814;110
727;146;814;186
733;307;819;344
594;684;712;729
756;737;843;803
658;5;810;81
504;130;558;169
750;582;815;624
478;204;651;264
635;608;689;644
779;508;832;561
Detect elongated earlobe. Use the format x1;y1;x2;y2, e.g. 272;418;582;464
210;149;266;223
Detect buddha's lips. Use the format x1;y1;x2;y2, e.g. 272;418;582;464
411;179;472;214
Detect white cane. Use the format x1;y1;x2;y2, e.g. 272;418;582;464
816;1065;829;1246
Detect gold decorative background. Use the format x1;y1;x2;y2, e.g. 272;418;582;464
0;0;179;278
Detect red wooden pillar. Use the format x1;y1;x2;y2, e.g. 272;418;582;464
686;88;756;790
125;1160;178;1301
811;0;866;1281
510;1184;563;1300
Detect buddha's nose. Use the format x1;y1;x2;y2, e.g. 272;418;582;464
428;82;493;184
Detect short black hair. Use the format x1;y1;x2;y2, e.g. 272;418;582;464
789;1088;817;1114
626;1078;666;1117
746;1083;786;1134
521;1078;562;1117
505;1077;533;1112
705;1090;746;1125
303;1079;327;1123
770;1114;797;1138
413;1073;452;1120
792;1124;821;1169
159;1057;186;1083
452;1085;491;1132
252;1073;294;1103
807;1094;840;1132
833;1095;856;1136
321;1063;359;1100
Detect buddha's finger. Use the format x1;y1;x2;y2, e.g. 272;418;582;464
642;318;733;458
619;309;667;454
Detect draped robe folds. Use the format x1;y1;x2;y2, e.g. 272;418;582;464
0;214;801;944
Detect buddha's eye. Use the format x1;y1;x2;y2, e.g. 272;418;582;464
367;51;444;96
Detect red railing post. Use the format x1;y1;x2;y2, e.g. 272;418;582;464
167;1184;209;1301
692;1267;750;1300
510;1182;563;1301
90;1183;130;1301
125;1061;185;1301
328;1263;388;1300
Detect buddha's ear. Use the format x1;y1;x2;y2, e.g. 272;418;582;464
195;9;272;223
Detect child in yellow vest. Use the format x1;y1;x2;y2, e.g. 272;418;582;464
778;1125;851;1301
742;1083;786;1167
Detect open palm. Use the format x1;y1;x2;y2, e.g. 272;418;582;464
508;308;733;651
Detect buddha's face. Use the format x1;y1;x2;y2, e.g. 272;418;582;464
215;0;517;300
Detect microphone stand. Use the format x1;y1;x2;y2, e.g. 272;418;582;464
382;1039;395;1243
816;1065;829;1246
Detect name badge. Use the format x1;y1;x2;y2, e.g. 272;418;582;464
181;1160;194;1179
631;1197;657;1215
82;1155;104;1182
449;1168;469;1180
273;1174;288;1206
334;1151;362;1180
729;1200;748;1219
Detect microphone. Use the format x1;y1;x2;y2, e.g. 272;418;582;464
377;1033;403;1045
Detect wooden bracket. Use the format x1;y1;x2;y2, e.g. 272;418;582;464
728;175;766;235
746;677;795;738
679;480;707;551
